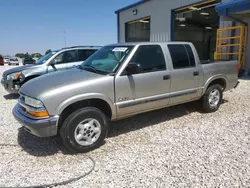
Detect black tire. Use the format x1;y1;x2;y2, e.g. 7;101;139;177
201;84;223;113
59;107;109;153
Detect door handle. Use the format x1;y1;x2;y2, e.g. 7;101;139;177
163;75;170;80
193;71;199;76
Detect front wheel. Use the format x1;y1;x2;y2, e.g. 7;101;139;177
59;107;109;153
201;84;223;113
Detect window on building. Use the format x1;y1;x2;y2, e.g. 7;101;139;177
125;17;150;42
130;45;166;73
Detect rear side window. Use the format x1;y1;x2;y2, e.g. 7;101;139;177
78;49;97;61
185;45;195;67
131;45;166;73
168;44;195;69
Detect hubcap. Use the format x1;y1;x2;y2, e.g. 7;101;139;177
209;89;220;107
74;118;101;146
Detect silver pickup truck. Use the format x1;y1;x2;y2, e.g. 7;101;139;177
1;46;100;93
13;42;239;153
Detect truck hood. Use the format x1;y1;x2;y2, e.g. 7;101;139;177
2;64;42;76
20;68;105;98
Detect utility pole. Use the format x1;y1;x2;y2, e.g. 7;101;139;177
64;31;67;47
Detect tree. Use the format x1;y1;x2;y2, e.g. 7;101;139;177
15;53;25;58
24;52;31;59
45;49;52;55
31;53;42;58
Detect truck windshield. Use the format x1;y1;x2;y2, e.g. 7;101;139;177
35;51;57;65
81;45;134;74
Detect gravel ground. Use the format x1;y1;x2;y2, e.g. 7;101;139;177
0;65;250;187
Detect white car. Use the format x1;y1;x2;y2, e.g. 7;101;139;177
4;57;10;64
8;58;19;66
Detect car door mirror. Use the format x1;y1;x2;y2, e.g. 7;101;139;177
125;62;142;75
50;59;56;66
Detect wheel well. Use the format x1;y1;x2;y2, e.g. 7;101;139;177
208;78;226;90
57;99;112;130
24;75;40;83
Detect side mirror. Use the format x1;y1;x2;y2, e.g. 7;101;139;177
125;62;142;75
50;59;56;66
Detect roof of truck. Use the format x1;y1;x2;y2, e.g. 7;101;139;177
107;42;193;46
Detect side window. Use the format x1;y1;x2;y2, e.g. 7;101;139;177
185;45;195;67
168;45;190;69
130;45;166;73
54;53;64;64
64;50;77;63
78;49;97;61
54;50;77;64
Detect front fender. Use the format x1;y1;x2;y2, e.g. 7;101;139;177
55;93;116;119
202;74;227;95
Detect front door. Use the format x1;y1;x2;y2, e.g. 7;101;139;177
47;50;77;73
115;45;171;118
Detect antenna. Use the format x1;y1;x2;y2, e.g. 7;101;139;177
64;31;67;47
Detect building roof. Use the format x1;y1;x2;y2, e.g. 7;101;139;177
115;0;151;14
216;0;250;16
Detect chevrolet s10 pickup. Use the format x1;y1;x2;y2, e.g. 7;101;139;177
13;42;239;153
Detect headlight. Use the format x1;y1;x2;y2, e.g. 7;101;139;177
24;96;44;108
22;96;49;118
7;72;21;80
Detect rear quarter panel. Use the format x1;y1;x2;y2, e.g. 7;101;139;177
202;60;238;93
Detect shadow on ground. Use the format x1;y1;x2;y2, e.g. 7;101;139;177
17;100;228;156
3;93;19;100
17;128;67;156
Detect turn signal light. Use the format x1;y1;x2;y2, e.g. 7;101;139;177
27;109;49;118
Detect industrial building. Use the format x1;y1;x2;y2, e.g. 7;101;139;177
115;0;250;72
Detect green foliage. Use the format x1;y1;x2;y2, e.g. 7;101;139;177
31;53;42;58
45;49;52;55
15;53;25;58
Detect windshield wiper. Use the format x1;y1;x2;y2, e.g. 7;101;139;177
81;65;99;73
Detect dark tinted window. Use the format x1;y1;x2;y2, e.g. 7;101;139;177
64;50;77;63
185;45;195;67
131;45;166;73
168;45;191;69
78;49;97;61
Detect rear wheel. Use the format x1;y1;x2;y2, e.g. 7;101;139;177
59;107;109;153
201;84;223;113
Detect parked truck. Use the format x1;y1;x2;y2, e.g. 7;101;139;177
1;46;100;93
13;42;239;153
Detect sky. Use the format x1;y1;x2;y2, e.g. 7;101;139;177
0;0;138;56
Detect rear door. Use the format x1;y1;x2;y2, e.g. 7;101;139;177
67;49;97;69
168;44;201;105
115;45;171;117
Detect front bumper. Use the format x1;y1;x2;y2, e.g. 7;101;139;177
13;104;59;137
1;78;21;93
